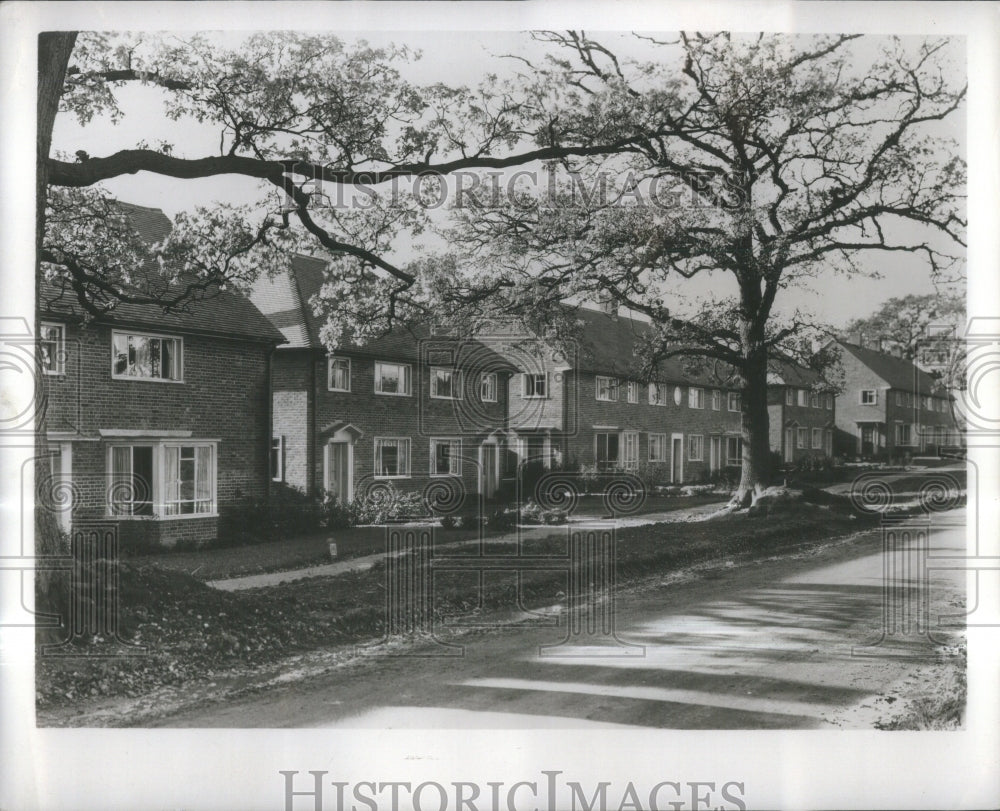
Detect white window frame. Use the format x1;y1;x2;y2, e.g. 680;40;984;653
797;389;807;407
430;437;462;477
374;361;412;396
688;434;704;461
626;380;639;404
596;375;619;402
40;321;65;375
785;388;794;406
106;440;218;519
728;391;741;412
622;431;639;470
430;367;464;400
648;432;667;462
648;382;667;406
374;436;411;479
797;427;808;449
479;372;498;402
860;389;877;405
688;387;704;409
809;391;819;408
522;372;548;399
923;395;933;411
811;428;823;449
826;393;834;410
111;329;183;383
327;356;351;392
270;435;284;482
712;389;722;411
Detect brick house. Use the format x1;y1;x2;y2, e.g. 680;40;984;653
38;204;286;550
766;359;836;465
251;256;514;504
829;337;960;460
496;305;745;483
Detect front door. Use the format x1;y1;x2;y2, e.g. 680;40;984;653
784;428;795;463
480;443;499;499
327;442;351;505
671;434;684;483
861;425;875;457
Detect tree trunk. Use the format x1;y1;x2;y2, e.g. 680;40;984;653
37;33;76;260
731;346;772;508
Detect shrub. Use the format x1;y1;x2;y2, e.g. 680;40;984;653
487;506;516;531
349;484;430;525
439;514;458;530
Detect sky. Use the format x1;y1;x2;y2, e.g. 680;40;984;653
50;29;967;329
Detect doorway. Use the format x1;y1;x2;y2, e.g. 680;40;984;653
325;441;352;505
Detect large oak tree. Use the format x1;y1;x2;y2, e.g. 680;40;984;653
432;31;966;504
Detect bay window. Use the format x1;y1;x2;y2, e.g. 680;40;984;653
108;441;217;518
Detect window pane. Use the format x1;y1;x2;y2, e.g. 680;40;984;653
161;338;173;379
196;446;212;512
132;446;154;515
113;334;128;375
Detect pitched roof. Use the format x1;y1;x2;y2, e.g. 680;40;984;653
565;307;734;386
836;339;947;395
252;256;514;369
766;357;825;388
39;203;286;345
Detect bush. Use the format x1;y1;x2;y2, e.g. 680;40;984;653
35;506;71;641
349;484;430;525
439;514;458;530
487;506;516;531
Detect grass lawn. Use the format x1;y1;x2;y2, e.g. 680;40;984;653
135;493;726;581
37;504;878;710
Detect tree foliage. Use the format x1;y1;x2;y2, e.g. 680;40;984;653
428;31;966;500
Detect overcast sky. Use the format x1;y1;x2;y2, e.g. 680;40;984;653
51;30;967;328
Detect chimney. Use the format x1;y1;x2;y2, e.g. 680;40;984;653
597;291;619;318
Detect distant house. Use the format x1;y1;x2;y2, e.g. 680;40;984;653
829;337;960;460
251;256;514;503
766;359;836;465
515;304;745;482
38;204;286;549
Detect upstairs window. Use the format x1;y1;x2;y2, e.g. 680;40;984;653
860;389;878;405
522;372;548;398
430;367;463;400
785;388;794;406
728;392;741;412
712;389;722;411
809;392;819;408
626;380;639;403
328;357;351;391
596;376;619;402
648;382;667;406
479;372;498;402
40;322;65;375
797;389;807;407
826;393;834;410
112;331;182;381
688;387;705;409
374;361;411;396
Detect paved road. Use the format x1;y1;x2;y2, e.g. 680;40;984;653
149;509;966;730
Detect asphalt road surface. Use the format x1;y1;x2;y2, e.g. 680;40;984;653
143;508;966;730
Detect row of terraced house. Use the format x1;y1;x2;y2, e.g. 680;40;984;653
37;204;962;549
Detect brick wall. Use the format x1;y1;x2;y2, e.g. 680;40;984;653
40;321;272;549
561;372;742;482
768;385;836;463
271;347;511;502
